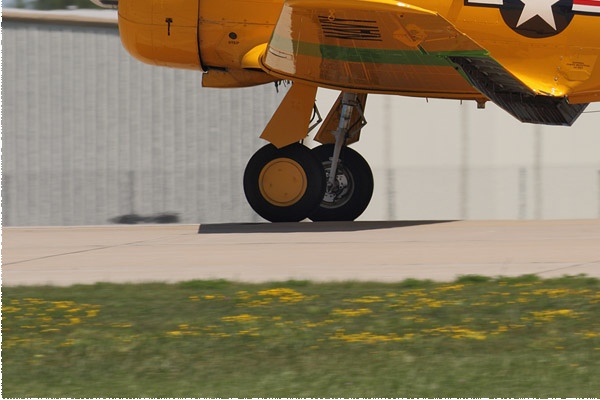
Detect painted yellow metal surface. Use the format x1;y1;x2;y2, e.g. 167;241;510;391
201;69;276;88
118;0;201;70
259;157;308;206
261;0;487;98
259;82;318;147
438;0;600;99
116;0;600;102
313;93;368;145
198;0;282;69
260;0;600;101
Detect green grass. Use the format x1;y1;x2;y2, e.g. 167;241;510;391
2;275;600;397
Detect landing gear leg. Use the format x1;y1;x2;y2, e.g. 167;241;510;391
309;92;373;221
243;86;374;223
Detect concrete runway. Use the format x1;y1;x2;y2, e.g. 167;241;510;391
2;220;600;286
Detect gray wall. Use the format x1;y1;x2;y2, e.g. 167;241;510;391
3;11;600;226
2;14;282;225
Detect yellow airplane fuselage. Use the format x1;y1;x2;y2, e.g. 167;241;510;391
117;0;600;104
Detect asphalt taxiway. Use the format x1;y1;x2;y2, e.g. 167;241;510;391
2;220;600;286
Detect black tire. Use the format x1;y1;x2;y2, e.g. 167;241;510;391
243;143;326;222
308;144;374;221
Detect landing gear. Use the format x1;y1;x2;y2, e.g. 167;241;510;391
243;143;325;222
243;87;375;223
309;144;373;221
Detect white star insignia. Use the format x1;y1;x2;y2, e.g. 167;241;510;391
516;0;561;30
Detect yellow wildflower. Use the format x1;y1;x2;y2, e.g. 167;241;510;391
331;308;373;317
345;296;384;304
221;314;261;323
257;288;308;303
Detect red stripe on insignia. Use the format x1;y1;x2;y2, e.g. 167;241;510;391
573;0;600;13
573;0;600;6
465;0;503;5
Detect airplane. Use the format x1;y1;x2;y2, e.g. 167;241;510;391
91;0;600;222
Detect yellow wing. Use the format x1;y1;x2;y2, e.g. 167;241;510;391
256;0;588;125
260;0;487;97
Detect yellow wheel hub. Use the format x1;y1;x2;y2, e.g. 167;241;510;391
259;157;308;207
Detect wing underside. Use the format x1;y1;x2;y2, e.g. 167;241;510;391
261;0;487;97
258;0;588;125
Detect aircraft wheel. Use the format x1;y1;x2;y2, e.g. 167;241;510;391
309;144;374;221
244;143;326;222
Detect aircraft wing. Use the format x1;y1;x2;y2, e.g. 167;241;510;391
259;0;488;96
255;0;587;125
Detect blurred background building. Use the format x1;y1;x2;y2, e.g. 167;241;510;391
3;9;600;226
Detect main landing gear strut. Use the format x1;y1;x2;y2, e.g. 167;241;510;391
243;89;374;222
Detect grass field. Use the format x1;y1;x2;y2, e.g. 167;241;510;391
2;275;599;397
